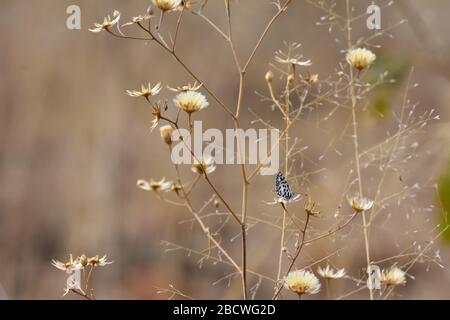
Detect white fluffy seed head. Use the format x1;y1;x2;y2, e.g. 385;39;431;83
346;48;376;70
283;270;321;295
173;90;209;113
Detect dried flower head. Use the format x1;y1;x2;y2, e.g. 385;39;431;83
137;178;172;192
151;103;163;131
381;266;406;287
347;195;374;213
51;255;82;273
168;82;202;93
89;11;121;33
160;125;174;145
173;90;209;113
170;182;183;195
126;82;162;98
178;0;195;10
304;196;320;216
317;265;346;280
152;0;182;11
87;255;113;267
122;9;153;27
191;158;216;175
346;48;376;70
283;270;321;296
275;55;312;67
305;73;319;85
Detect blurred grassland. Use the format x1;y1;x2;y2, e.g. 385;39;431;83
0;0;450;299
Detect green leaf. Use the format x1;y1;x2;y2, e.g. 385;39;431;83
370;94;390;119
438;158;450;243
365;52;410;121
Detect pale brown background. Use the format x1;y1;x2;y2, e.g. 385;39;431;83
1;0;450;299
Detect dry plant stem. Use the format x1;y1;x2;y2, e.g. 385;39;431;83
117;1;294;299
336;285;366;300
236;91;249;300
141;13;248;298
231;69;248;302
133;23;235;118
70;289;94;300
242;0;293;73
85;265;94;294
222;0;296;299
157;11;165;31
247;84;346;181
166;121;242;226
267;81;290;120
382;226;450;300
303;213;357;245
203;174;241;225
155;285;196;300
156;192;185;207
185;174;201;196
325;279;331;300
276;209;287;283
345;0;373;300
170;132;245;296
157;116;236;215
224;0;242;72
249;78;352;181
278;58;296;285
272;211;311;299
191;10;229;41
172;8;185;51
240;184;248;300
280;203;301;230
155;116;242;225
367;69;414;227
272;212;358;299
173;163;242;276
163;241;277;284
169;127;246;297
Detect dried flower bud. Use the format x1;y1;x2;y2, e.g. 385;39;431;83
79;254;88;267
288;74;295;84
305;73;319;85
265;71;274;83
214;197;221;208
304;196;320;217
170;182;183;196
191;158;216;175
87;254;113;267
160;125;174;145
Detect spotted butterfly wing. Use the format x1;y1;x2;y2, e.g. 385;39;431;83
275;171;296;201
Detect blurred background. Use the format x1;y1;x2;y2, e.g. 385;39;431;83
1;0;450;299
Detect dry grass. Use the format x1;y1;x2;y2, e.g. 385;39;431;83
1;0;450;300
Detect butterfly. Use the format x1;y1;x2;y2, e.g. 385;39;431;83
275;171;297;202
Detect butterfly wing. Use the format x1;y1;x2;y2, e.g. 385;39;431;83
275;172;295;201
